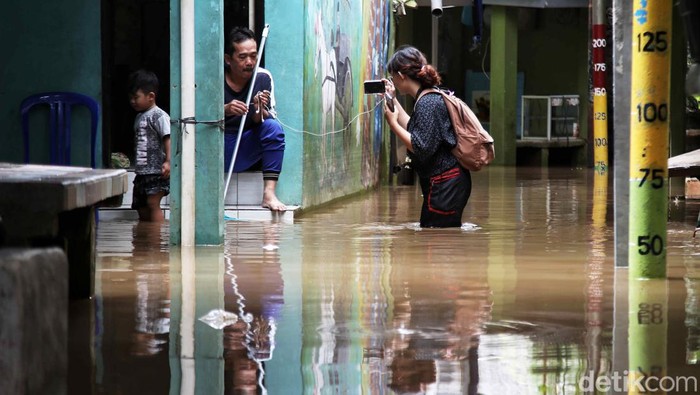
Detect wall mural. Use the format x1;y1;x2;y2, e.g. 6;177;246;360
304;0;391;206
361;0;391;187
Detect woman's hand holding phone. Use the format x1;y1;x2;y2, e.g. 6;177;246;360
385;92;395;112
382;78;395;113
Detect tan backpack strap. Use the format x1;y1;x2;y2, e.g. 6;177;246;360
416;87;441;102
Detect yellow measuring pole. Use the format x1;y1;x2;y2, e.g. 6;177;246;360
629;0;672;279
592;0;609;173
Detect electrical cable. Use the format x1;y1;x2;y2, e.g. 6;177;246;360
273;97;385;137
482;37;490;80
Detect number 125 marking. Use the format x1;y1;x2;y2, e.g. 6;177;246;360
637;31;668;52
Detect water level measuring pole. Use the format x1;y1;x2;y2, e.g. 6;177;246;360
592;0;609;173
628;0;672;279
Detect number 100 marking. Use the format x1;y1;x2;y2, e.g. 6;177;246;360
636;103;668;123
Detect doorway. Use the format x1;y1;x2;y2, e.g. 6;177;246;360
102;0;170;166
101;0;264;166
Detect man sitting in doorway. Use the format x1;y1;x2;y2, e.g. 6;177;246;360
224;26;287;212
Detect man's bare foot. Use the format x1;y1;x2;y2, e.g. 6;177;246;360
262;191;287;212
262;179;287;211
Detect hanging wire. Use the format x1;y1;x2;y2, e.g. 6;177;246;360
481;37;491;81
169;96;385;139
274;97;385;137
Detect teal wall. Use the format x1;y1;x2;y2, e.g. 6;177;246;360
0;0;103;167
193;0;225;245
266;0;305;206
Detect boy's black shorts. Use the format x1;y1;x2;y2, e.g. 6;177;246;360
132;174;170;209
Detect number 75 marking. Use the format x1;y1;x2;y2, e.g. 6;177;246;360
638;168;664;189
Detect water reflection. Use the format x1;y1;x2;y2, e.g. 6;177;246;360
687;260;700;365
86;168;700;395
628;279;668;393
223;222;284;393
131;222;171;357
92;220;171;394
583;171;610;388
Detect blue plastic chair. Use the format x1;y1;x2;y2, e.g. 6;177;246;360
20;92;99;168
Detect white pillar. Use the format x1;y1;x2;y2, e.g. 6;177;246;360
181;0;195;247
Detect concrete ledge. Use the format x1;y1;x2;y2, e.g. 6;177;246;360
687;129;700;138
0;163;128;213
516;138;586;167
0;247;67;395
0;163;127;243
516;137;586;148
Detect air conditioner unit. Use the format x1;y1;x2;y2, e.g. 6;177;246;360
520;95;580;140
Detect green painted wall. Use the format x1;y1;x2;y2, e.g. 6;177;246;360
490;6;519;166
0;0;103;167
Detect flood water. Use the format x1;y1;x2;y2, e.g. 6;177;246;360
69;167;700;394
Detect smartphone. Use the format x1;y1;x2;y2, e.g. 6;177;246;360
363;80;385;94
385;93;395;112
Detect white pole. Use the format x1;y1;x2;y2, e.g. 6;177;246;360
249;0;255;32
224;25;270;202
181;0;196;247
431;17;438;67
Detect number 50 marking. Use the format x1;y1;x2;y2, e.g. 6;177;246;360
638;235;663;256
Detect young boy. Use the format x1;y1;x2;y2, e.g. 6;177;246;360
128;69;171;222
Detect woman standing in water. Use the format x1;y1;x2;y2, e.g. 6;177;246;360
383;45;471;228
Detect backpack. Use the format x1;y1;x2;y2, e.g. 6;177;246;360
418;88;495;171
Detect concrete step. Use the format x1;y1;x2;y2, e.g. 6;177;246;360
99;170;297;223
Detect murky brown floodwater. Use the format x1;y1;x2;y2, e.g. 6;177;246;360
68;167;700;394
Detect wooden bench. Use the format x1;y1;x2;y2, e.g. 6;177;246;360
0;163;128;298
